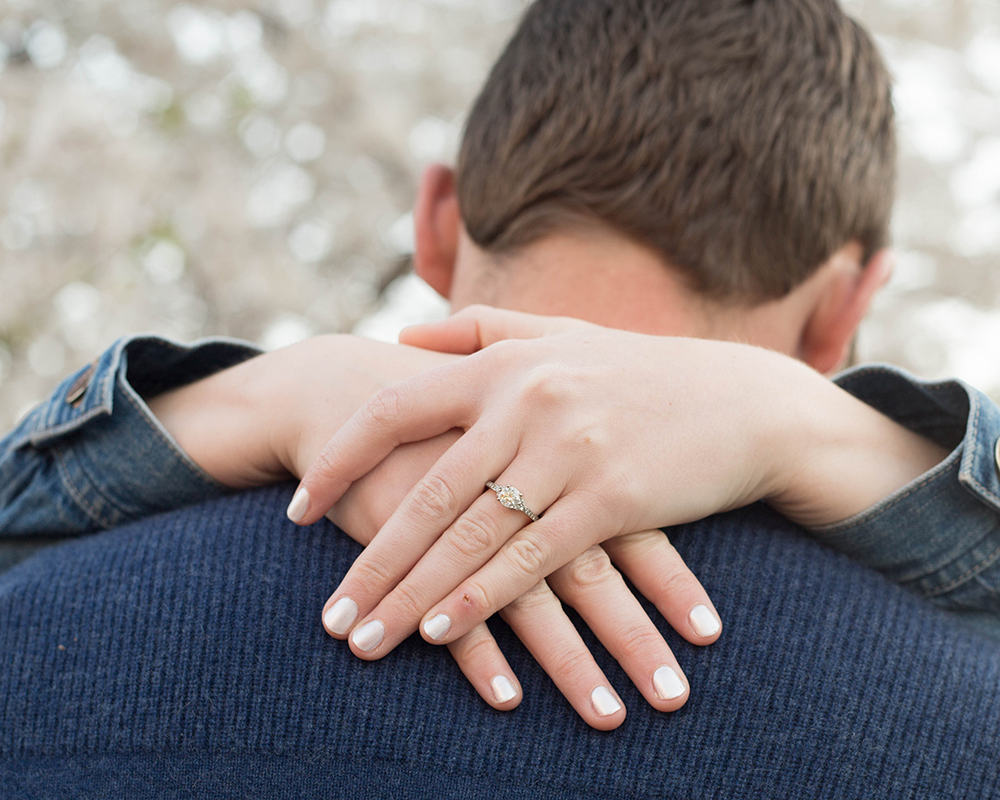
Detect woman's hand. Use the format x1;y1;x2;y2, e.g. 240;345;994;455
331;434;721;730
290;310;774;663
149;332;716;729
290;305;947;673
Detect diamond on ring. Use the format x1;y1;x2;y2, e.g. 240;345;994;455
485;481;542;522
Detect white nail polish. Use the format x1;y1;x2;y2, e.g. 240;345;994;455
423;613;452;641
352;620;385;652
591;686;622;716
323;597;358;635
286;487;310;523
491;675;517;704
689;604;721;637
653;666;686;700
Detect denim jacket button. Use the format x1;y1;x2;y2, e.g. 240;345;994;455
65;364;95;406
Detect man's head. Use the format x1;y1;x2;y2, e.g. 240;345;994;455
412;0;896;373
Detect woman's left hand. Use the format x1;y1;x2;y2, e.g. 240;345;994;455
287;306;797;657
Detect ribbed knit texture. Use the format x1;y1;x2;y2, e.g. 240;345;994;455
1;486;998;799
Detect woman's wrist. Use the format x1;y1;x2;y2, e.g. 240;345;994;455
147;354;289;488
765;362;949;528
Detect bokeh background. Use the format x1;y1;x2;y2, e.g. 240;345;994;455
0;0;998;429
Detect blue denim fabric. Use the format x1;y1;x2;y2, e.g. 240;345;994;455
826;366;1000;637
0;336;257;535
0;489;997;799
1;336;999;634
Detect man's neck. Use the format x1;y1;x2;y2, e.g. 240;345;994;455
450;231;719;338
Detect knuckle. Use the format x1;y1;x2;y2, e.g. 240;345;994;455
386;579;427;616
453;629;498;665
410;473;458;522
551;646;596;683
656;566;701;600
456;579;494;616
566;420;609;453
350;554;396;592
564;547;615;591
310;445;342;482
614;624;665;662
504;580;556;616
506;535;549;577
520;365;571;407
362;386;404;429
476;337;522;371
449;510;505;561
486;337;523;359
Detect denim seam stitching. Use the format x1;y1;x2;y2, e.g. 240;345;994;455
52;447;117;529
924;539;1000;598
810;451;959;534
961;391;1000;507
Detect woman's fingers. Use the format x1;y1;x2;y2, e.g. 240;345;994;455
412;514;722;656
287;358;482;525
445;623;522;710
399;304;592;354
603;530;722;645
325;461;560;660
445;534;710;722
547;545;690;710
317;424;515;643
499;580;626;730
412;497;605;645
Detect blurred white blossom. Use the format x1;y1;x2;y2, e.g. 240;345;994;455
289;219;336;263
143;241;187;284
261;314;314;350
0;0;998;430
285;122;327;163
168;5;227;64
25;21;67;70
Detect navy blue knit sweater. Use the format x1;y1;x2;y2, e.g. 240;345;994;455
1;486;998;799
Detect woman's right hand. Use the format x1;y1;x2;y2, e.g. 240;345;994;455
329;414;721;731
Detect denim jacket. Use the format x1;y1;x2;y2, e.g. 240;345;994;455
2;335;1000;637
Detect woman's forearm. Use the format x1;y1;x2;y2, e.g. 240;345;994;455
146;334;459;491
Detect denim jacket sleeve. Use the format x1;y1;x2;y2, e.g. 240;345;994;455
816;364;1000;638
0;335;261;536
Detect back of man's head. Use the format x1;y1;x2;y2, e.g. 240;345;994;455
456;0;895;304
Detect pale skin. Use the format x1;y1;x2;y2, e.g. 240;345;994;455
151;163;947;731
151;335;721;726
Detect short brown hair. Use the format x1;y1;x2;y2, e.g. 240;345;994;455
456;0;896;303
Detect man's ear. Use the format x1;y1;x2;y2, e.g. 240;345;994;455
413;163;461;299
798;246;894;374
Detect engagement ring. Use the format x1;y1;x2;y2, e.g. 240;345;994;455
485;481;542;522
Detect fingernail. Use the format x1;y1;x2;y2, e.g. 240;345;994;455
286;486;310;523
423;613;451;641
351;620;385;652
653;666;686;700
591;686;622;716
491;675;517;704
689;604;721;637
323;597;358;635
